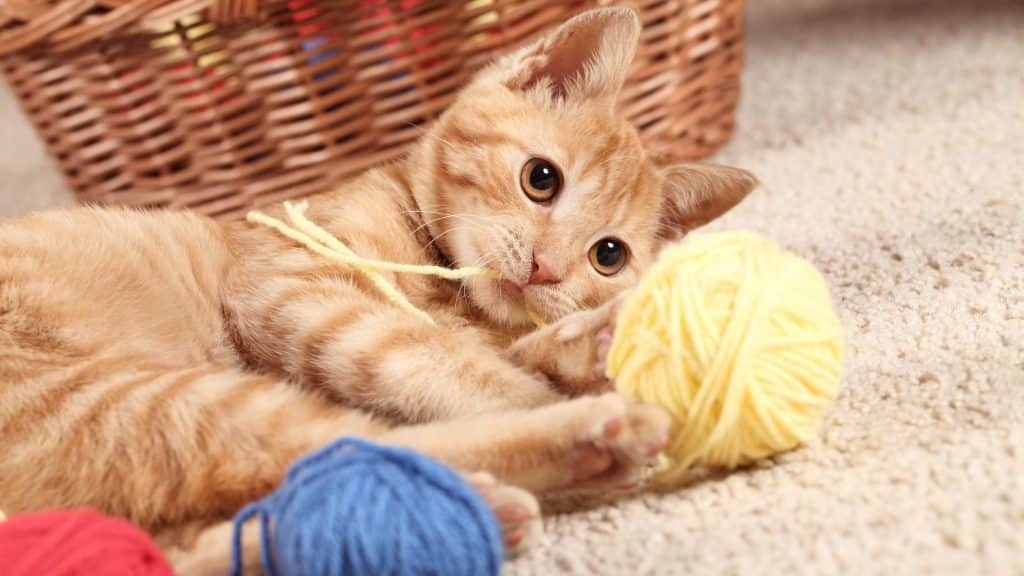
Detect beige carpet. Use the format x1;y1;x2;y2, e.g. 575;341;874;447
2;0;1022;573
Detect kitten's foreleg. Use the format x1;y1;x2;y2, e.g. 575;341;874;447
226;275;563;423
164;472;542;575
378;392;670;494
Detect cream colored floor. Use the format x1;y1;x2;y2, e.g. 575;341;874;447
2;0;1022;574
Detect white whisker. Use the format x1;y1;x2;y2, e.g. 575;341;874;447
421;222;493;257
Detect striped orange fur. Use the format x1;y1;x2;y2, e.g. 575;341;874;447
0;8;756;573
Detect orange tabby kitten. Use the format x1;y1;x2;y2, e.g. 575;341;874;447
0;8;756;573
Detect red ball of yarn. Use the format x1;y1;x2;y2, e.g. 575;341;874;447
0;509;174;576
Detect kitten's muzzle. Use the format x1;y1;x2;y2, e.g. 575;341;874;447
498;279;525;302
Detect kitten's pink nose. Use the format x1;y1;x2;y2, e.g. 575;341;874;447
528;251;561;285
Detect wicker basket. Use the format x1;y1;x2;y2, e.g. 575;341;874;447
0;0;746;220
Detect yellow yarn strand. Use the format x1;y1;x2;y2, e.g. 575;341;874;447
247;201;498;326
608;232;843;485
525;306;546;327
282;202;499;281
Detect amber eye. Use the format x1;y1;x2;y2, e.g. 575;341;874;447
589;238;628;276
520;158;562;202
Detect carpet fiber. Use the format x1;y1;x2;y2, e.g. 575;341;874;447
1;0;1022;573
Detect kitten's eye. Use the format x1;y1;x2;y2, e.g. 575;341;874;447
589;238;628;276
520;158;562;202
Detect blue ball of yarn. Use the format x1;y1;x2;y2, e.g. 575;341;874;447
230;438;502;576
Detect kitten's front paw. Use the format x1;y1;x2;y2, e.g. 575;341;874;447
567;393;671;491
552;294;624;388
466;472;542;556
509;293;626;396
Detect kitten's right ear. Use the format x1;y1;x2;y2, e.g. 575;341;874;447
481;7;641;104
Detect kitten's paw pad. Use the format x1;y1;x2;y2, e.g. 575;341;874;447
467;473;542;555
570;394;671;489
570;441;615;479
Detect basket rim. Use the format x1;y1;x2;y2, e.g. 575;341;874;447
0;0;465;56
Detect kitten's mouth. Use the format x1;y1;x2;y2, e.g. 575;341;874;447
497;279;525;304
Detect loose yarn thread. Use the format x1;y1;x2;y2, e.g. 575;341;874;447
608;232;843;484
247;201;498;325
230;437;502;576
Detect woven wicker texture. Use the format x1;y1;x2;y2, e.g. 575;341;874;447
0;0;745;219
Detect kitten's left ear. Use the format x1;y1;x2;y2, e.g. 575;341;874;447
658;164;759;241
488;7;641;103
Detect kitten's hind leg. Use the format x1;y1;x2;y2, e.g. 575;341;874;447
465;472;543;554
164;394;667;570
2;360;384;533
161;521;253;576
162;463;541;572
163;473;541;575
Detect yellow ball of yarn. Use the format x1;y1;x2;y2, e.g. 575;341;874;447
607;232;843;484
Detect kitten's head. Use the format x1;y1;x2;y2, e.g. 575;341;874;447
412;8;757;326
